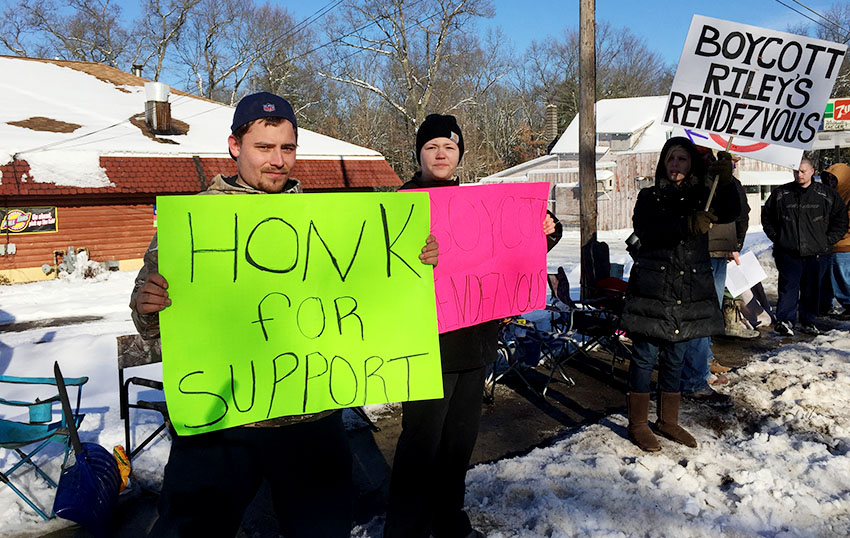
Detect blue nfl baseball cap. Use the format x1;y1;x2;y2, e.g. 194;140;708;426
230;92;297;134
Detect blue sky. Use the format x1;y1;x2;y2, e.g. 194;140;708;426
483;0;837;64
274;0;840;66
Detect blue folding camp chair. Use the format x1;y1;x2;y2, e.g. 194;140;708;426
0;373;87;520
485;317;574;403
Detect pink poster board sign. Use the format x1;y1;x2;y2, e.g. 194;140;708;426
414;182;550;333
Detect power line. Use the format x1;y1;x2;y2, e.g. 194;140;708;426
787;0;846;32
774;0;850;38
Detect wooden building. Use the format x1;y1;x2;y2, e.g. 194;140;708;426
0;57;400;282
482;96;795;231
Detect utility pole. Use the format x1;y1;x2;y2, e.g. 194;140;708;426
579;0;597;300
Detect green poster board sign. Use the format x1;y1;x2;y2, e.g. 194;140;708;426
157;192;443;435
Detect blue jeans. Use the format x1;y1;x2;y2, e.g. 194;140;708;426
680;337;712;393
711;257;727;307
678;257;725;393
629;338;688;393
831;252;850;309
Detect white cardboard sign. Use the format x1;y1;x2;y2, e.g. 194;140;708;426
671;126;803;169
663;15;847;151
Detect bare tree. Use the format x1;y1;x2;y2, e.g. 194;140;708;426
528;21;673;132
0;5;35;56
0;0;129;66
320;0;495;128
132;0;201;81
814;2;850;98
173;0;249;102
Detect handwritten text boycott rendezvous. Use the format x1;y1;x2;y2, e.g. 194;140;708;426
663;15;847;150
156;193;442;436
417;182;550;333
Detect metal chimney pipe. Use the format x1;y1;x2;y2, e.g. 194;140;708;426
144;82;172;134
131;64;143;77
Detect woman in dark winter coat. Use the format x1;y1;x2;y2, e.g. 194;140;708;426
383;114;562;538
621;136;740;452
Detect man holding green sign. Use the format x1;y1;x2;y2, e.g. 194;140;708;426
130;93;440;538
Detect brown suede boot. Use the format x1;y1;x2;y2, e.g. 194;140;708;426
627;392;660;452
656;392;697;448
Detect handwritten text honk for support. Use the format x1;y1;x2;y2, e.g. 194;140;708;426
156;192;443;436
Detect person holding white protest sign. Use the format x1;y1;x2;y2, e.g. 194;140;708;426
130;92;440;538
621;136;740;452
679;147;753;408
762;158;848;336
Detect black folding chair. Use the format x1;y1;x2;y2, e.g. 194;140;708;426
546;267;633;377
580;239;628;313
117;335;170;461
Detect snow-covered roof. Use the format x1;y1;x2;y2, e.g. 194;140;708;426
550;96;670;155
480;153;618;183
0;56;383;189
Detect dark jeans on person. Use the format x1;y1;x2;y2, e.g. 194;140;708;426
149;412;352;538
774;249;828;325
629;337;689;394
680;257;726;393
384;366;487;538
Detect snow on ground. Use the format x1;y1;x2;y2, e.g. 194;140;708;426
2;229;849;537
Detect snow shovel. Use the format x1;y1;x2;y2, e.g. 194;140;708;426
52;361;121;537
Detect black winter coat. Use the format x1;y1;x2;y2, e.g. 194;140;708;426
400;172;562;371
621;175;741;342
762;181;849;257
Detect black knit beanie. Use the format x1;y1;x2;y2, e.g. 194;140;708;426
415;114;464;163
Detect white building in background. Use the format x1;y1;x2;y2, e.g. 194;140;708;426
481;96;796;230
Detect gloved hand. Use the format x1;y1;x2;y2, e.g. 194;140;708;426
707;151;734;185
686;211;718;236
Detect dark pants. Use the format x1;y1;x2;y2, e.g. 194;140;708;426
629;337;688;394
384;366;487;538
149;412;352;538
774;249;828;325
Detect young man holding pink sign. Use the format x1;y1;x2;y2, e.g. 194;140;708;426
384;114;562;538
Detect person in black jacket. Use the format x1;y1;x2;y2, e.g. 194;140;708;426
762;158;849;336
680;150;752;408
621;136;740;452
383;114;562;538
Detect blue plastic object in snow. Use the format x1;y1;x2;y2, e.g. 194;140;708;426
52;362;120;537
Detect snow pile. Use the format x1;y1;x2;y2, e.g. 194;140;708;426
57;249;109;281
445;336;850;538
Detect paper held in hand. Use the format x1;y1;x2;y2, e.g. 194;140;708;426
725;251;767;297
